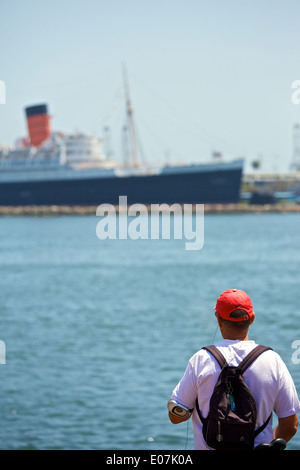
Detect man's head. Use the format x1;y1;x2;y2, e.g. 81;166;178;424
214;289;255;339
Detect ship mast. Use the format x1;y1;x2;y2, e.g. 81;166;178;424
122;64;139;167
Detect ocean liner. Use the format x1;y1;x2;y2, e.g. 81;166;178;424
0;75;243;206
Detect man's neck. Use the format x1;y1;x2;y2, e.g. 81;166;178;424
222;333;249;341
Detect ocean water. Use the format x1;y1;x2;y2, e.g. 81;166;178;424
0;212;299;450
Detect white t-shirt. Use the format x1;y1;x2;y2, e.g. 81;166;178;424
170;339;300;450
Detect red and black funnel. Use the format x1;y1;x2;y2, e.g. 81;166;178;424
25;104;51;147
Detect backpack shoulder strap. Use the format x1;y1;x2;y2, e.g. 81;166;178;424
202;345;228;369
238;345;273;374
238;345;274;437
196;346;227;424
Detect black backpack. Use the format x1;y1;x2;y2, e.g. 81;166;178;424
195;345;273;450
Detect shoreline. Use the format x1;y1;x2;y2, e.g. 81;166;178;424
0;202;300;216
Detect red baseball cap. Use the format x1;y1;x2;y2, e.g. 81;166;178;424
215;289;254;322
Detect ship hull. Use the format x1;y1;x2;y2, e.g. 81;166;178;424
0;162;243;206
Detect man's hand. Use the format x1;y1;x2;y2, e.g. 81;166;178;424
168;411;191;424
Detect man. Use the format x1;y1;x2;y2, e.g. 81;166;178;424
168;289;300;449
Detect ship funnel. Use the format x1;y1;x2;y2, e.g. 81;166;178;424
25;104;51;147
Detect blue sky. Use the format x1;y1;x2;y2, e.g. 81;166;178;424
0;0;300;172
